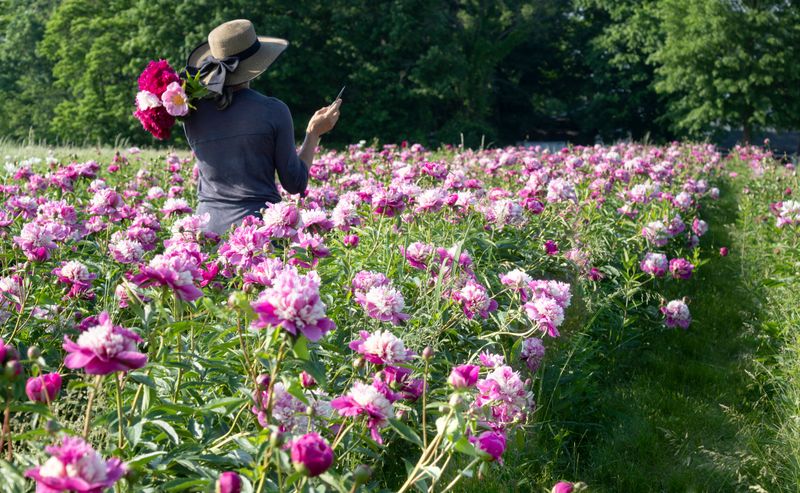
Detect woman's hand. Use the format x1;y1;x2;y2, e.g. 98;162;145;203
306;99;342;137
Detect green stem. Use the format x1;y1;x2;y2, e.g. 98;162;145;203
115;375;125;449
439;457;480;493
83;375;103;439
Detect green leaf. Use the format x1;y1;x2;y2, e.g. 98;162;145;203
388;418;423;448
149;419;180;444
293;335;311;360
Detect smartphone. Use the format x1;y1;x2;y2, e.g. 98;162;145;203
333;86;345;103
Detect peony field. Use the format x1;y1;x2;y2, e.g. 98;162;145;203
0;141;796;492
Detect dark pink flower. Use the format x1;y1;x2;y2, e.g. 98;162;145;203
448;364;480;389
25;373;62;403
290;433;334;477
300;371;317;389
544;240;559;255
138;59;180;95
720;247;729;257
552;481;574;493
470;430;506;462
216;472;241;493
331;381;393;443
668;258;694;280
63;312;147;375
343;234;359;247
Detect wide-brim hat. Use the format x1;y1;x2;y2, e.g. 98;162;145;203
186;19;287;88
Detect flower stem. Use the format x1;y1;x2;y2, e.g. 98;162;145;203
439;457;480;493
83;375;103;439
115;375;125;449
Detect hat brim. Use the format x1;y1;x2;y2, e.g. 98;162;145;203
186;36;288;87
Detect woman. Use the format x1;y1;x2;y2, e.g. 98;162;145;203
182;19;341;236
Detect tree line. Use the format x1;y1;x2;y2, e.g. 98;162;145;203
1;0;798;148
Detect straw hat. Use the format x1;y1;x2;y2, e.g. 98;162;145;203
185;19;288;92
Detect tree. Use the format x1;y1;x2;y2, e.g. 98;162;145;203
651;0;800;143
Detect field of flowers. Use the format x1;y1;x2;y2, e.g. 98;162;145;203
0;141;758;492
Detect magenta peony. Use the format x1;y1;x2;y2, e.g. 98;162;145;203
138;59;180;95
448;364;480;389
290;433;334;477
25;436;127;492
470;430;507;462
216;472;241;493
63;311;147;375
25;373;62;403
250;269;335;341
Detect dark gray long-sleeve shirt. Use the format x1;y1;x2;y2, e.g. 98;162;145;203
183;89;309;235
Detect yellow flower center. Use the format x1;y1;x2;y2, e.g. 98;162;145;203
171;94;186;106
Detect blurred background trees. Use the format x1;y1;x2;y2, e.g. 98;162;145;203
0;0;798;148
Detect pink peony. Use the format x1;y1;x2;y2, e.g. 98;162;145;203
661;299;691;329
161;82;189;117
452;280;497;320
250;269;335;341
640;252;668;277
524;296;565;337
349;330;413;365
52;261;96;299
290;433;334;477
354;285;410;325
448;364;480;389
216;472;241;493
474;365;532;430
520;337;545;372
470;430;507;462
25;436;126;493
63;311;147;375
131;253;203;302
552;482;574;493
668;258;694;280
331;381;394;443
25;373;62;403
138;59;180;95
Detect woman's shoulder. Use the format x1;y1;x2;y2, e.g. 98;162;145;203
239;89;289;111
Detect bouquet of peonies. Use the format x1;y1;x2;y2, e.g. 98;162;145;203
133;59;208;140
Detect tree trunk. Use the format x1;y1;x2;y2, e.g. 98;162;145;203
742;122;752;146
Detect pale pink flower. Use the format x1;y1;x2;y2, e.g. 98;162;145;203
349;330;413;365
524;296;565;337
354;285;410;324
161;81;189;116
136;90;161;111
250;269;335;341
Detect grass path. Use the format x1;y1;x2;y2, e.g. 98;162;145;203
573;177;775;492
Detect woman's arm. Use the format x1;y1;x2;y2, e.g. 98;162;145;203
299;99;342;168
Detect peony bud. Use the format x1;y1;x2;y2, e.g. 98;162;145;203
353;464;373;485
27;346;41;360
552;481;574;493
422;346;434;361
291;433;334;477
25;373;62;403
343;234;359;248
5;360;22;380
470;430;506;462
216;471;241;493
300;371;317;389
256;374;271;389
447;364;479;389
719;247;729;257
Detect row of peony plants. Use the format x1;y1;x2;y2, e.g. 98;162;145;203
0;141;725;492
